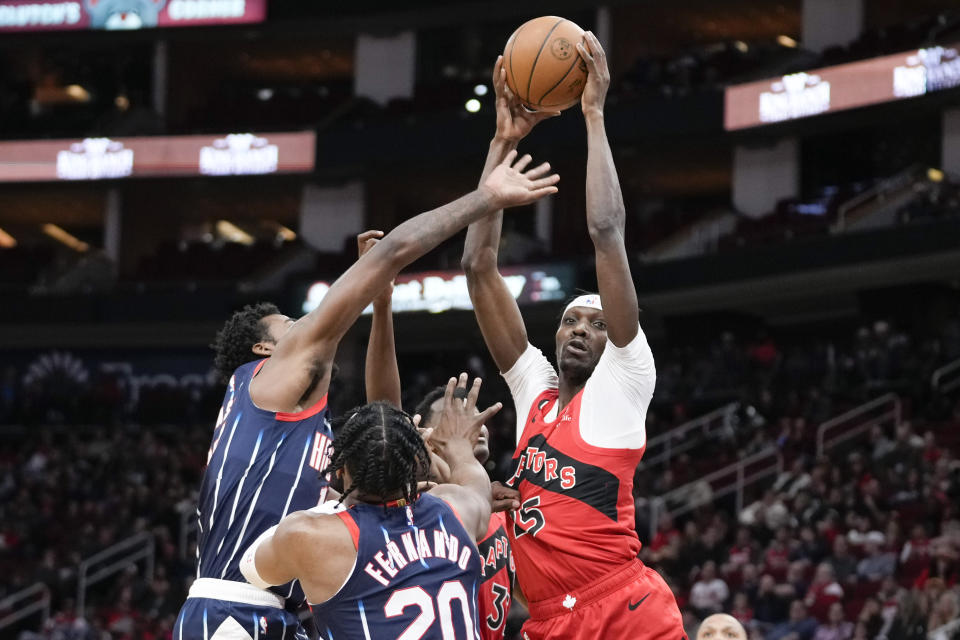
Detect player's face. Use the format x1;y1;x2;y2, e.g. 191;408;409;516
696;614;747;640
254;314;295;356
555;306;607;382
427;398;490;464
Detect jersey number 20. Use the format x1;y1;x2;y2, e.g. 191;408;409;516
384;581;474;639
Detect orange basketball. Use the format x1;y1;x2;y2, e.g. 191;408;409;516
502;16;587;111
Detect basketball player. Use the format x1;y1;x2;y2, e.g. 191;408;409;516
239;375;499;639
460;34;684;638
696;613;748;640
415;386;517;640
175;151;560;640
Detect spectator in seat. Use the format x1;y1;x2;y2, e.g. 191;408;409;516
726;527;758;574
884;589;928;640
805;563;845;622
828;536;859;586
741;489;790;532
697;613;748;640
856;540;896;582
753;574;791;625
690;560;730;616
767;599;818;640
765;527;793;575
730;591;754;626
812;602;853;640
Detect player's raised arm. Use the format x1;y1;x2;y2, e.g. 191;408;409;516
251;152;559;413
358;230;402;408
462;56;559;373
577;32;639;348
427;374;501;541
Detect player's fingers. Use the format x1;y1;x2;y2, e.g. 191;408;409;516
501;149;518;167
491;481;520;501
465;376;482;411
535;110;562;121
442;376;457;410
357;229;384;243
412;414;422;428
475;402;502;426
512;153;533;172
576;42;595;69
531;174;560;190
493;55;503;87
492;497;521;513
586;31;606;61
524;162;552;179
529;186;559;199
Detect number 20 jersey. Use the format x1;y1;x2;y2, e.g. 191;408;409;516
310;493;483;640
504;388;645;604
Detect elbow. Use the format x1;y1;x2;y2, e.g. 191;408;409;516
379;232;418;270
586;216;624;242
461;247;498;276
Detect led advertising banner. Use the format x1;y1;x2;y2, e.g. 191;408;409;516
0;0;267;32
0;131;315;182
302;264;577;316
725;43;960;130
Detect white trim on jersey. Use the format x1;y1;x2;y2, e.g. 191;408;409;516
357;599;373;640
210;414;243;530
280;434;312;519
221;434;286;578
217;430;264;557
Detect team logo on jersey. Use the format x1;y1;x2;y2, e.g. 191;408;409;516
506;434;622;521
562;594;577;610
308;431;332;472
478;527;511;578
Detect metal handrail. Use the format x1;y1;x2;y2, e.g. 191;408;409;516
0;583;50;632
648;446;782;539
816;393;901;457
932;357;960;395
642;402;740;469
77;532;155;616
834;164;920;232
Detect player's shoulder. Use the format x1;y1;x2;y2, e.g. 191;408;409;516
278;507;345;544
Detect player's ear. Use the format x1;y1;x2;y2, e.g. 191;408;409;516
252;340;274;356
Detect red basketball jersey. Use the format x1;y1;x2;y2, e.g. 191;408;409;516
504;388;645;603
476;512;515;640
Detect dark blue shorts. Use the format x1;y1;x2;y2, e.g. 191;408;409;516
175;597;307;640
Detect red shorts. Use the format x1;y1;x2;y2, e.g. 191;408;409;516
521;559;685;640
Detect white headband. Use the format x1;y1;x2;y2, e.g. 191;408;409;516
563;294;603;316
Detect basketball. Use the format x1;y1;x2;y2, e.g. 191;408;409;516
503;16;588;111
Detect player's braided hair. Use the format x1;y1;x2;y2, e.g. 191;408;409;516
325;401;431;510
211;302;281;383
413;386;469;429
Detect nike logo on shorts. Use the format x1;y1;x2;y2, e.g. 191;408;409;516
628;592;651;611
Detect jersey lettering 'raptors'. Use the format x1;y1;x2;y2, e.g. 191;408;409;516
502;329;655;603
476;512;515;640
310;493;482;640
196;359;332;603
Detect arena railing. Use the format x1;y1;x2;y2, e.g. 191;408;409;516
648;393;903;539
815;393;902;458
932;357;960;395
641;402;740;470
180;504;197;560
648;446;782;539
77;532;154;617
0;583;49;634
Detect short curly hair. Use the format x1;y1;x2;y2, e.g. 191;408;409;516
211;302;281;383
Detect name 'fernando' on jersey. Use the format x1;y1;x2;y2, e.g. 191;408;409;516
311;494;483;640
196;359;333;602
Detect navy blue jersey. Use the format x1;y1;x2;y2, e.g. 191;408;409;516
312;493;483;640
196;359;333;603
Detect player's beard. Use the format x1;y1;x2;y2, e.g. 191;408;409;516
559;356;595;389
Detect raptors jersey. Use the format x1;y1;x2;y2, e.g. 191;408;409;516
504;388;644;603
311;493;482;640
196;359;333;603
477;512;515;640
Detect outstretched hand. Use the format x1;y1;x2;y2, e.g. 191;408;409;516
428;373;501;451
493;55;560;142
577;31;610;117
482;149;559;209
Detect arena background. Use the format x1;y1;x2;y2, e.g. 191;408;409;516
1;0;960;638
